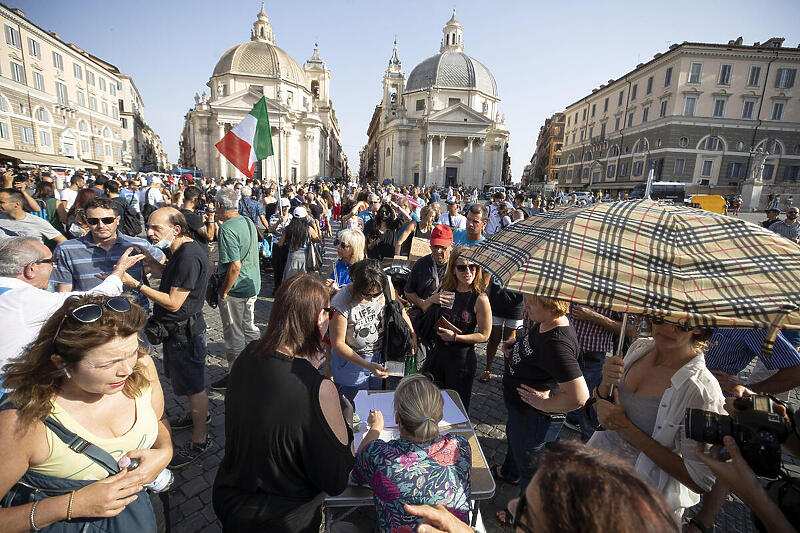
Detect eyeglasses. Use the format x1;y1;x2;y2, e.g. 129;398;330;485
455;263;477;273
361;290;383;300
333;239;351;249
34;257;56;266
323;307;335;319
86;216;116;225
649;316;692;331
512;493;536;533
54;296;132;342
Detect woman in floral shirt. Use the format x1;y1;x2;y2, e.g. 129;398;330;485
353;374;472;532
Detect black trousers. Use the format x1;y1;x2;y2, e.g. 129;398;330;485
425;341;477;412
272;243;288;290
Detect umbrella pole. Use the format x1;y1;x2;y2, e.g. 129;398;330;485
609;314;628;397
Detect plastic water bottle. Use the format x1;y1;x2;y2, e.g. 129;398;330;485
120;457;174;493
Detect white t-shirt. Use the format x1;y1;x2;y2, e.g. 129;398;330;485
437;212;466;229
146;188;165;206
0;213;63;242
59;187;78;211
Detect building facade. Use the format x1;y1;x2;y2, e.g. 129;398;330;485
361;11;509;188
559;37;800;206
180;5;346;183
118;74;169;172
0;5;166;174
528;113;564;187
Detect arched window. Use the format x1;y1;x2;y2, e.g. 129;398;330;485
567;154;575;164
311;80;319;98
608;145;620;158
78;119;89;132
102;126;111;139
34;106;50;122
583;151;592;162
697;135;726;152
634;138;649;153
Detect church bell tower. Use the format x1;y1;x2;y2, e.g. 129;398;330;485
382;40;405;112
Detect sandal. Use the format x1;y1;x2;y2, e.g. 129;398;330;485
496;507;515;526
490;465;519;485
478;370;491;383
684;517;713;533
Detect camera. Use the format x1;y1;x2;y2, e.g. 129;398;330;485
686;395;791;478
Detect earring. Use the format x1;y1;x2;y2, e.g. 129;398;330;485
64;368;72;379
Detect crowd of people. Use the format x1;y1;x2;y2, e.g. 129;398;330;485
0;165;798;533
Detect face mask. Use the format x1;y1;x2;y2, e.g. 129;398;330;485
153;228;176;249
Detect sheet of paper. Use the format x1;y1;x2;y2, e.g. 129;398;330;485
440;390;469;427
354;390;469;429
353;427;401;451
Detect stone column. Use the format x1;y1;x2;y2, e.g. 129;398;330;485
477;139;485;187
439;135;447;187
466;137;474;187
495;141;505;182
426;136;433;184
305;132;315;180
217;123;226;179
283;128;292;184
398;139;408;185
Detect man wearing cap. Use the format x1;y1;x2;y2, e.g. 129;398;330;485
437;199;466;229
762;207;781;229
211;188;261;390
146;177;168;208
770;207;799;242
268;197;293;292
404;224;453;311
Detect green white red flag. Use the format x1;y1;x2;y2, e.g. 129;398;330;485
215;96;274;178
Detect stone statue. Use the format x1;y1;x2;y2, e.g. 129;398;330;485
216;82;223;96
194;93;200;105
495;112;500;122
750;147;767;181
201;92;207;104
482;101;488;114
501;113;506;123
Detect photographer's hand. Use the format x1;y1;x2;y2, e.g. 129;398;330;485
695;437;796;533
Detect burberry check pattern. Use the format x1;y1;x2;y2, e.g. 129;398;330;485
463;200;800;357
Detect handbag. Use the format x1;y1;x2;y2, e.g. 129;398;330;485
305;241;322;272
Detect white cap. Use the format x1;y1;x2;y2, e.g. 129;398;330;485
279;198;291;207
150;177;162;185
293;206;308;218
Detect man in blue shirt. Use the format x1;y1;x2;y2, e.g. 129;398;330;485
52;197;165;309
358;193;380;225
452;203;487;248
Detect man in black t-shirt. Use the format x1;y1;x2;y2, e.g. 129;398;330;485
404;224;452;307
125;207;212;469
181;186;216;253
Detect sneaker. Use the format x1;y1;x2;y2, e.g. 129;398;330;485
169;412;212;430
209;375;229;391
169;436;213;469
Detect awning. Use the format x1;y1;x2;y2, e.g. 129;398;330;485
0;148;93;169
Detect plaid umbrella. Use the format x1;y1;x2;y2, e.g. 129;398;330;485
462;200;800;356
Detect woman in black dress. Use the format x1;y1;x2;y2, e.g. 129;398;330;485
213;274;354;532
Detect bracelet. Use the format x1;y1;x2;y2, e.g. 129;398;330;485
594;385;612;402
135;279;144;292
453;333;457;343
67;490;75;521
30;500;40;531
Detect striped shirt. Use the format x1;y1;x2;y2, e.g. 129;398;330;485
704;328;800;374
51;231;165;309
770;220;799;241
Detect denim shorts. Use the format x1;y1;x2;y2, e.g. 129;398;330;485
163;331;207;396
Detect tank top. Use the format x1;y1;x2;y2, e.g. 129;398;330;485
30;386;158;481
440;290;480;345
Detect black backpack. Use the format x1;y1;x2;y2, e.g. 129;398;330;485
115;196;142;236
141;188;157;221
382;284;414;366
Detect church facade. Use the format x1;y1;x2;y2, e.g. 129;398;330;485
179;5;347;182
362;11;509;188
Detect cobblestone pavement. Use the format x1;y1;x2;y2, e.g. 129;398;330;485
158;211;795;533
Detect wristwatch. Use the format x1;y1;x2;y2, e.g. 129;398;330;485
135;279;144;292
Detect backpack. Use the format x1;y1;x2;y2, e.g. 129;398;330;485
382;284;414;367
115;196;142;236
141;188;157;221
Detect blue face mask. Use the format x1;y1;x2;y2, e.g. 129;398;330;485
153;228;176;250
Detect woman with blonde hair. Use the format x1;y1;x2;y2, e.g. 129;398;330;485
494;294;588;525
424;247;492;410
397;204;436;257
0;294;171;531
354;374;471;532
327;228;365;293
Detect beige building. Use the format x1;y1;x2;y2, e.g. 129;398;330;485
559;37;800;206
180;5;346;182
0;5;165;175
361;11;510;188
118;74;169;172
528;113;564;188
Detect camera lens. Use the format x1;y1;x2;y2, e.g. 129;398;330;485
685;409;733;444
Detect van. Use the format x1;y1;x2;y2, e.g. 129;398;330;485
484;185;505;200
688;194;727;214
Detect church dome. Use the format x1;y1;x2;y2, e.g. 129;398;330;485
405;51;497;96
212;40;307;87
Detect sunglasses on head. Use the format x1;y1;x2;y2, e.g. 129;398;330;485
455;263;477;273
87;216;116;225
649;316;692;331
54;296;132;342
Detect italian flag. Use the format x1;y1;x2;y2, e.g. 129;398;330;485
215;97;274;178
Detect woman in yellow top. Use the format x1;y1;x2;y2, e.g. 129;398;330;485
0;294;172;532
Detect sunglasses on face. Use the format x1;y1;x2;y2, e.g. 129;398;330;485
87;216;116;225
34;257;56;266
333;239;351;249
55;296;132;342
361;290;383;300
455;263;477;273
649;316;692;331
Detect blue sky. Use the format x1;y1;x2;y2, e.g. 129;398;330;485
17;0;799;180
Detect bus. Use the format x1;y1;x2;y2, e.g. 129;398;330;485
628;181;686;203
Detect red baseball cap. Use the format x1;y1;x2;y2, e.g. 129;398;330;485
430;224;453;247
